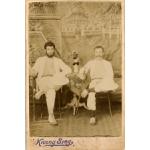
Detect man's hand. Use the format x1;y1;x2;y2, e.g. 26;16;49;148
81;89;89;98
66;73;75;79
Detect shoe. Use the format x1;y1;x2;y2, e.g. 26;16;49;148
90;117;96;125
48;114;58;125
34;90;45;100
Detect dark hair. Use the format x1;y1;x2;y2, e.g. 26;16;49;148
44;41;55;49
94;45;104;52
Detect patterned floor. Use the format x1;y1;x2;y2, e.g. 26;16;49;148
30;102;122;137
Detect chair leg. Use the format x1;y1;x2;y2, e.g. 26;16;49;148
32;94;36;121
40;102;43;119
40;95;45;120
76;96;80;115
58;88;62;119
107;93;112;117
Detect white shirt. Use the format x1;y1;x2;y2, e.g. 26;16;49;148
78;58;118;91
79;59;114;80
32;56;72;80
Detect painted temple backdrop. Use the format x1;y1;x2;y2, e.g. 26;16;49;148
28;2;122;75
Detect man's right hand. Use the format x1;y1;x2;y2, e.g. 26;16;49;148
81;89;89;98
66;73;75;79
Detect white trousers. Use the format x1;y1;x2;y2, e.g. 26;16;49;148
87;78;118;110
46;89;56;115
37;76;67;115
45;86;62;115
89;78;118;93
87;92;96;110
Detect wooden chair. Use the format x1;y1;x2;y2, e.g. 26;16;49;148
95;91;113;117
95;89;122;117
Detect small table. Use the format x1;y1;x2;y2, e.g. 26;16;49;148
66;73;89;115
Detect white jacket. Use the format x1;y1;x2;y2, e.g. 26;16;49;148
31;56;72;91
78;59;118;92
32;56;72;80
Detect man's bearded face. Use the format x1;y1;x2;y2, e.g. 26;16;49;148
46;46;55;57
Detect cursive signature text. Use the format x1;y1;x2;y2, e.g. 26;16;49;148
33;138;74;147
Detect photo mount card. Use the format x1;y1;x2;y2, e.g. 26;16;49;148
26;0;124;149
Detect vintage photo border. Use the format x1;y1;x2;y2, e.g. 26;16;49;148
25;0;124;149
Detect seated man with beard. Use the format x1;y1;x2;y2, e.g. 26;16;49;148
31;41;72;125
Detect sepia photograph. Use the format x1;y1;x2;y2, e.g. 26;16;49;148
26;0;124;149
